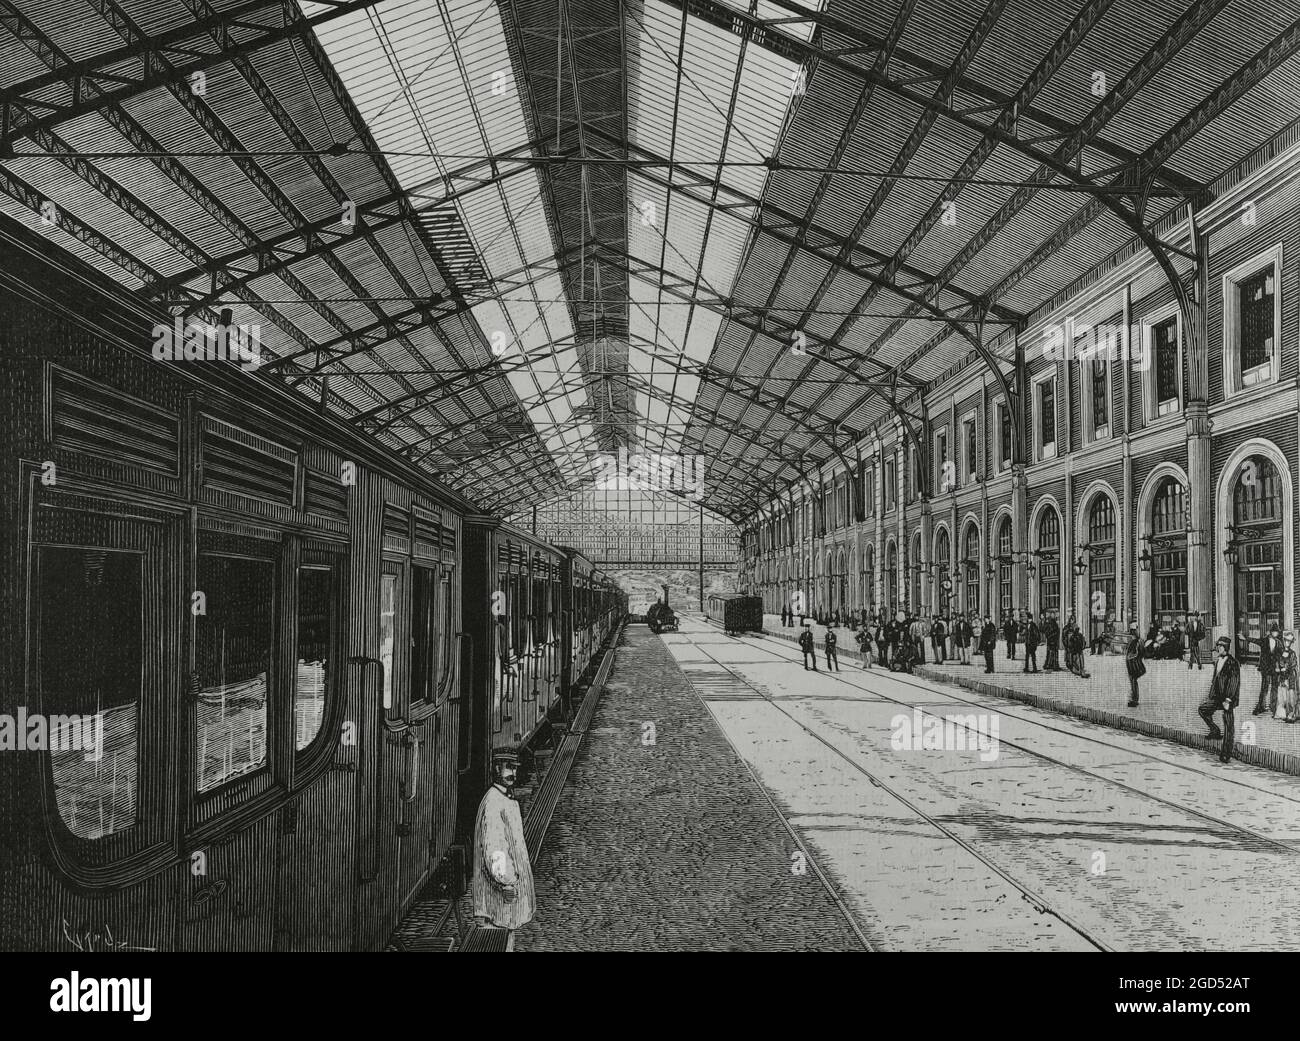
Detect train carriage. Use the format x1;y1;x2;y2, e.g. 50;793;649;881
706;594;765;636
0;218;626;952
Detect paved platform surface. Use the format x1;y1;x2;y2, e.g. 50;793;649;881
760;613;1300;773
646;615;1300;951
515;624;868;951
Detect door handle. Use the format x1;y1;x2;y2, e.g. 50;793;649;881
401;731;420;803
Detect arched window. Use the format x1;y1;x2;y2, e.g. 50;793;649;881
1232;455;1283;658
864;544;875;611
1150;477;1187;626
1037;507;1061;615
997;516;1013;618
963;524;980;616
1087;495;1116;640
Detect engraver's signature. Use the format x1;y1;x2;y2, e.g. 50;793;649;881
61;917;157;953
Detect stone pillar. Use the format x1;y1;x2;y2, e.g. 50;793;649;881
873;438;885;612
896;435;907;615
1186;401;1213;618
918;498;932;615
1185;220;1213;628
1012;461;1029;611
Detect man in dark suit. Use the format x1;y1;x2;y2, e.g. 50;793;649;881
886;615;901;664
1185;611;1206;669
1125;621;1145;706
1022;613;1040;673
931;615;947;665
1004;612;1019;660
1198;637;1240;764
1043;610;1061;671
979;616;998;673
798;624;818;671
1253;623;1281;715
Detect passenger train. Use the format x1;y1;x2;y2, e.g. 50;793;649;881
0;219;624;951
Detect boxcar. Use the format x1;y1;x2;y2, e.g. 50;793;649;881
706;594;765;635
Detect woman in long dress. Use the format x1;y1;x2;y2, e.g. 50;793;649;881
1275;633;1300;722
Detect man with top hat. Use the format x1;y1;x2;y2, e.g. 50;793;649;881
798;622;818;671
472;745;536;931
1022;612;1040;673
1198;637;1240;764
1124;620;1145;707
1252;622;1282;715
1185;610;1206;670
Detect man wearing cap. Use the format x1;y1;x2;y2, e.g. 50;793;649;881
1185;611;1206;670
1252;623;1282;716
472;747;536;931
979;616;998;674
1198;637;1240;764
1124;621;1145;707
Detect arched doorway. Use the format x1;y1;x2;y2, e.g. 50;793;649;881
996;515;1013;620
1230;454;1284;661
885;539;898;612
1036;506;1061;618
934;527;951;617
838;547;849;615
864;544;875;614
962;522;980;617
1085;494;1116;643
1148;477;1188;628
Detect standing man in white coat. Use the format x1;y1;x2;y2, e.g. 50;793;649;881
472;747;536;934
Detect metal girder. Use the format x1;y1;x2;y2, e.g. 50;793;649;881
591;246;925;387
713;0;1238;505
148;148;546;304
707;0;1007;502
758;0;1208;196
0;0;386;147
583;125;1025;325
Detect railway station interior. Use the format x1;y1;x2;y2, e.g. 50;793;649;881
1;0;1299;955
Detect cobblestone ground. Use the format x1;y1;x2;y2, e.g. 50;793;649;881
760;613;1300;766
514;625;866;952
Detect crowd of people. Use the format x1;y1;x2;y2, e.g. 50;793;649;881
777;602;1300;766
779;602;1107;679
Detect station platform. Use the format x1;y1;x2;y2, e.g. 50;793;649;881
759;613;1300;776
519;615;1300;951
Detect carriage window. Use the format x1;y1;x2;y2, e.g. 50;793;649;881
532;576;547;645
37;547;142;839
437;572;454;700
412;565;438;705
379;573;396;713
295;565;333;752
195;554;273;794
